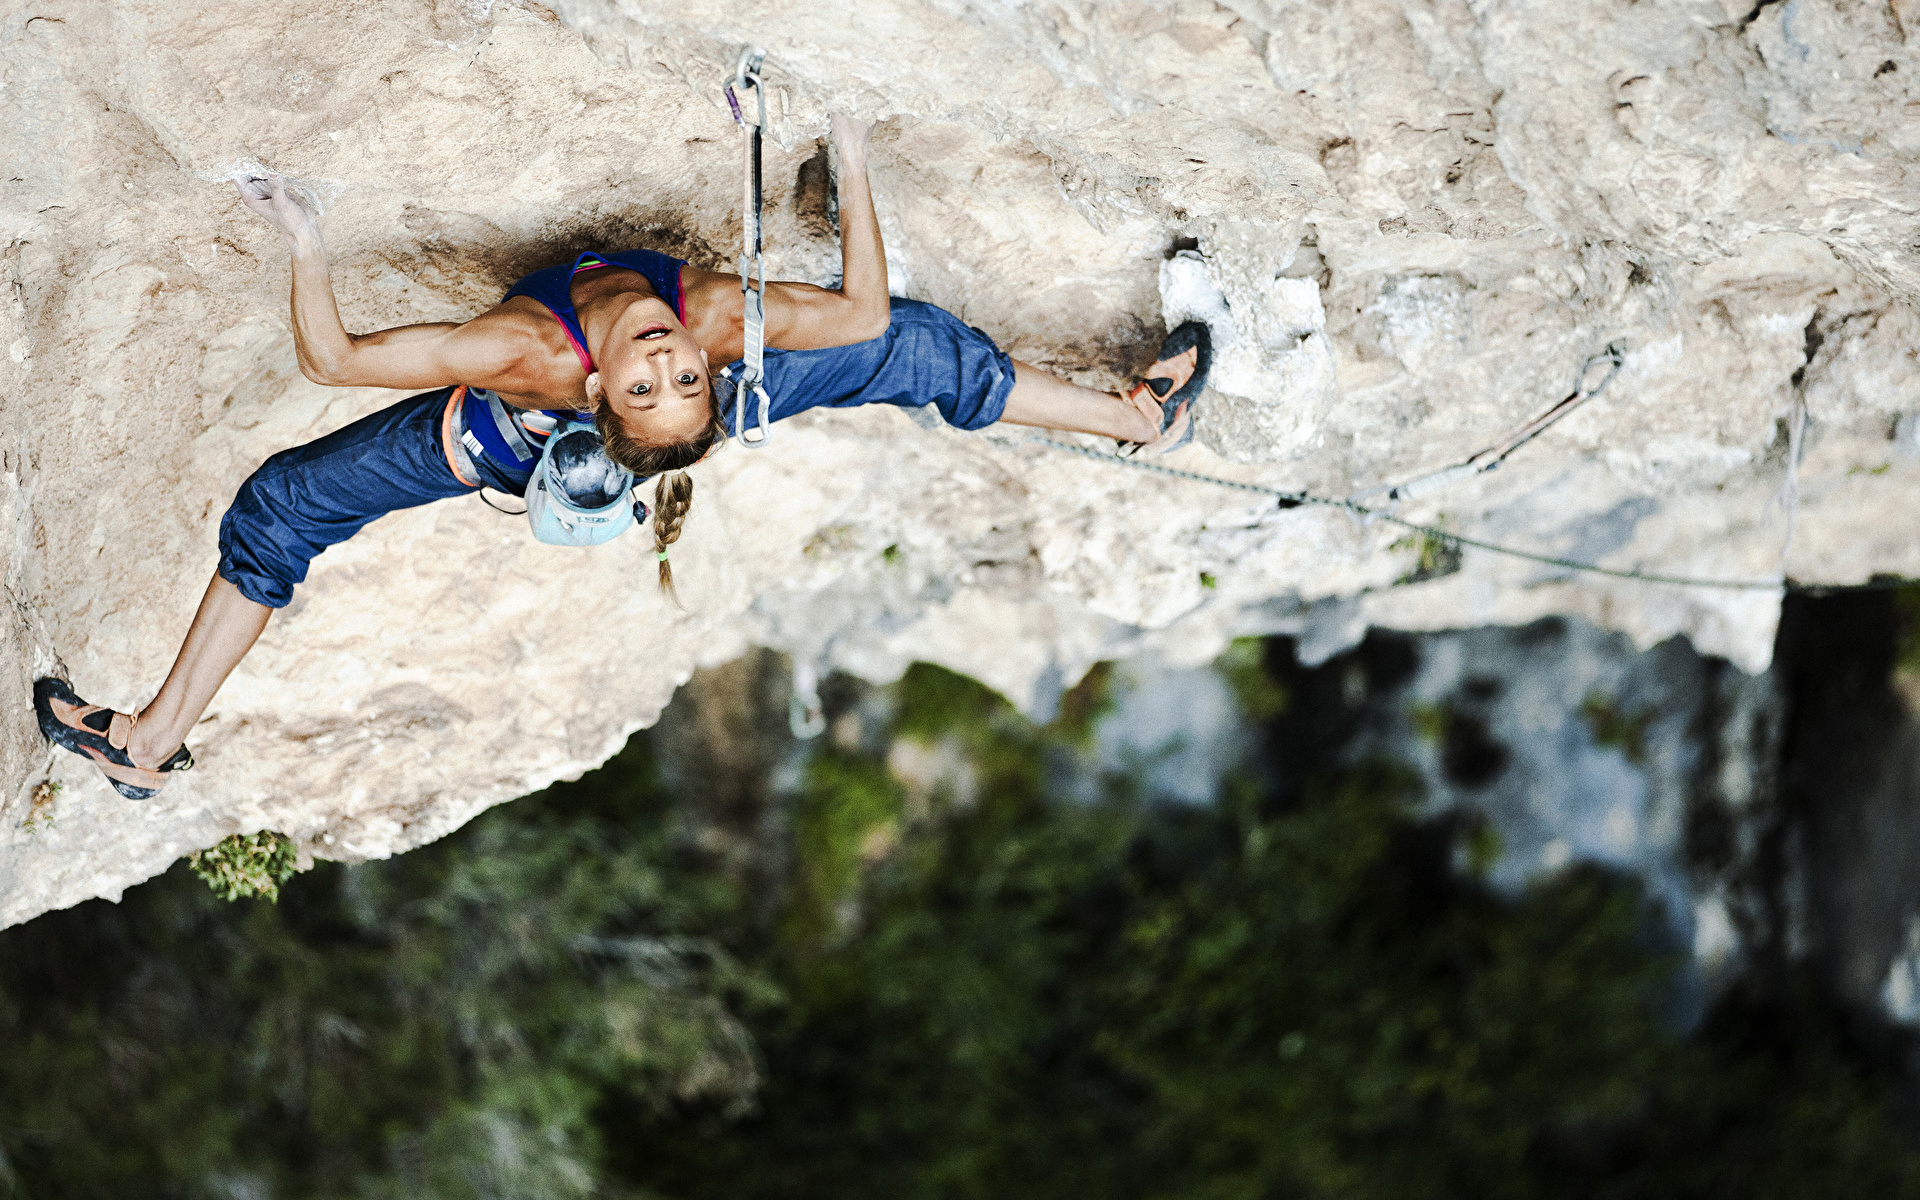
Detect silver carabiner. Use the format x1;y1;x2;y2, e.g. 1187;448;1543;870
735;380;773;448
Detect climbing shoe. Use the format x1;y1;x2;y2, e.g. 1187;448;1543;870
33;677;193;800
1121;320;1211;456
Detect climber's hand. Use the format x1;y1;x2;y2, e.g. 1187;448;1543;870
235;175;319;250
829;111;873;165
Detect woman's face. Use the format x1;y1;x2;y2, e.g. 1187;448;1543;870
590;296;711;443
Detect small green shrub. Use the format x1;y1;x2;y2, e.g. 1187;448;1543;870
1392;523;1463;584
189;831;298;902
22;779;61;834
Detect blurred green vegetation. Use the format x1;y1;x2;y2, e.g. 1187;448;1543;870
0;736;767;1200
188;830;299;902
1410;700;1452;744
4;643;1920;1198
1215;638;1289;723
1580;692;1658;766
1894;584;1920;678
1390;524;1463;585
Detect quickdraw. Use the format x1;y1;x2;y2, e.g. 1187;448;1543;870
1353;342;1628;505
725;47;774;448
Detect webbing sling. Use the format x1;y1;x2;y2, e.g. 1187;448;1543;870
726;46;774;447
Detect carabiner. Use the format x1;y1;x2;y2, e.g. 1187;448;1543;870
735;380;773;448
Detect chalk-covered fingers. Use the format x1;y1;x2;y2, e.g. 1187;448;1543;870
828;111;874;163
234;174;319;247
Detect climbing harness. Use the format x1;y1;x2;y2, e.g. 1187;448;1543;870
986;429;1907;595
726;46;775;449
1352;342;1627;505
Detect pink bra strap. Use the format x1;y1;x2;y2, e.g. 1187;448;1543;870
534;301;596;374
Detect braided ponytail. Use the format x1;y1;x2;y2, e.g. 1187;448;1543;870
592;382;726;595
652;470;694;597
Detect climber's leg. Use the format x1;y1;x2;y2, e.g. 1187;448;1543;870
777;298;1205;453
214;385;482;612
36;386;492;795
122;574;271;770
189;384;485;716
997;321;1210;452
998;362;1159;442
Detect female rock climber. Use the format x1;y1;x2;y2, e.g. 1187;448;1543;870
33;112;1210;800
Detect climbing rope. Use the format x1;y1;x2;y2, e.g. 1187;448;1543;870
986;431;1911;596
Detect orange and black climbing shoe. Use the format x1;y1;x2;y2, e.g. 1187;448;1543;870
33;677;193;800
1121;321;1212;456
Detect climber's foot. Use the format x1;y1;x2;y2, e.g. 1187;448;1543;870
1119;321;1211;456
33;677;193;800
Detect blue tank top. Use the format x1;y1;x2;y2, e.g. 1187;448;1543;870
501;248;688;374
464;248;688;482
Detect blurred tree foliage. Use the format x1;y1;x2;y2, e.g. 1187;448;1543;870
0;737;768;1200
4;643;1920;1199
628;657;1920;1200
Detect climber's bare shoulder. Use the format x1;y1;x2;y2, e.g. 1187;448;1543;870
679;263;888;362
467;299;595;406
677;264;746;363
319;300;585;406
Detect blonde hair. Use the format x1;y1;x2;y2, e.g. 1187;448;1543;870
592;389;725;595
649;471;695;597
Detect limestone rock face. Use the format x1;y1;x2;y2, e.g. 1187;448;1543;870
4;0;1918;926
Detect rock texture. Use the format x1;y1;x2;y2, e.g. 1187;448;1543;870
5;0;1920;926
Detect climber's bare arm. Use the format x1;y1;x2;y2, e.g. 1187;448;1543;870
765;113;890;350
235;175;536;392
682;114;888;359
284;303;535;392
